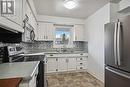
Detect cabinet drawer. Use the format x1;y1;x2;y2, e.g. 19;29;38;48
77;65;86;70
77;57;87;61
77;61;87;66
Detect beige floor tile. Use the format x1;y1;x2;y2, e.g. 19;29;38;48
46;72;104;87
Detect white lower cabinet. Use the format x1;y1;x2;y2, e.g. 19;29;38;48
76;57;87;70
46;56;88;73
68;58;76;71
47;58;58;73
58;58;68;72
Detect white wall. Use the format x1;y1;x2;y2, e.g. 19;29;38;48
85;3;110;82
37;15;85;25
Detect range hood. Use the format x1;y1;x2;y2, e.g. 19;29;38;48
0;26;22;43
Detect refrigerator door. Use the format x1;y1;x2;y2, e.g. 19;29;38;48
105;23;118;68
118;15;130;72
105;66;130;87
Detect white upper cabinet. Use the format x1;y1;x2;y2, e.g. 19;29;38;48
37;22;54;41
74;24;85;41
2;0;23;26
0;0;24;32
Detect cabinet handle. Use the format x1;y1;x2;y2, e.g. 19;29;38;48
56;69;58;71
80;58;82;60
44;36;45;39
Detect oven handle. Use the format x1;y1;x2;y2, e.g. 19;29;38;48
106;67;130;79
10;56;25;62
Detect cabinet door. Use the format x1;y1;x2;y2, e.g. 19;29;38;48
74;24;85;41
47;58;58;73
2;0;23;26
37;22;54;41
58;58;68;72
68;58;76;71
46;23;54;41
37;22;46;40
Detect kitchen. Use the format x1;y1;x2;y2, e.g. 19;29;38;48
0;0;130;87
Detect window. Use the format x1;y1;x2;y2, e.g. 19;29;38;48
54;25;73;48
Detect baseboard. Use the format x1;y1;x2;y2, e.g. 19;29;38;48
86;69;104;83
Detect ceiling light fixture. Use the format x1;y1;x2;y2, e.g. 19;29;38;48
64;0;78;9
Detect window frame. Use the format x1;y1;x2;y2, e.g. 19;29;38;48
53;25;74;48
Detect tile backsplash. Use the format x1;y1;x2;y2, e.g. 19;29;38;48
0;41;88;52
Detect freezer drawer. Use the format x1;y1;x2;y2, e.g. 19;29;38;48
105;67;130;87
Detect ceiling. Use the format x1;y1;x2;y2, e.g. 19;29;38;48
33;0;120;19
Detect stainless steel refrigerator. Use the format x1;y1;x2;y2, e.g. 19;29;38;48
105;15;130;87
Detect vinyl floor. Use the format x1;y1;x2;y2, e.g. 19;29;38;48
46;72;104;87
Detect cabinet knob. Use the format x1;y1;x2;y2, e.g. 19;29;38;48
80;63;83;65
50;54;53;56
80;67;83;69
80;58;82;60
80;53;83;55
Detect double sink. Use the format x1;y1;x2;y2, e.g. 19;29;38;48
21;50;87;60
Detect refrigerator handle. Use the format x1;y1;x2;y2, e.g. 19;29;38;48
106;67;130;79
114;23;118;65
117;22;121;66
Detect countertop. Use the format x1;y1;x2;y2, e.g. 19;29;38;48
22;51;87;56
0;78;22;87
0;61;39;80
